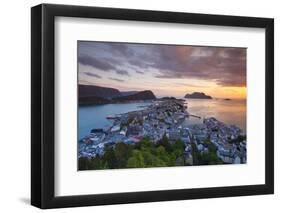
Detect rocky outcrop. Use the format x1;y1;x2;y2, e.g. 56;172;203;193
184;92;212;99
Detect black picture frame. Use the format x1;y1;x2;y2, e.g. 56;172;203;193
31;3;274;209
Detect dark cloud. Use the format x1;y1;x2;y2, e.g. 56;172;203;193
109;77;125;82
136;70;144;74
79;54;129;76
127;58;152;69
79;55;114;71
115;69;130;76
79;42;246;87
84;72;102;79
151;46;246;87
110;43;133;57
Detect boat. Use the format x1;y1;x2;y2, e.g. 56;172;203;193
106;115;120;119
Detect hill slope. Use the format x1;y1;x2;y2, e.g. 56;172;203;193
79;84;121;99
113;90;156;101
79;84;156;105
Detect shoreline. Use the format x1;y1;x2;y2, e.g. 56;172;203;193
78;99;246;168
79;98;246;138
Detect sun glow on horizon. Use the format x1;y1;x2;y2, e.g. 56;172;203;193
78;41;246;100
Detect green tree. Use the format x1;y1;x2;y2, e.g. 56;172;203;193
103;146;117;169
141;150;154;166
78;157;89;170
201;152;221;165
115;143;132;168
157;135;173;153
151;157;167;167
173;140;185;158
155;146;170;166
88;155;104;169
127;150;145;168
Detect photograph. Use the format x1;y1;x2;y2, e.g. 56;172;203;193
29;3;274;209
77;41;247;170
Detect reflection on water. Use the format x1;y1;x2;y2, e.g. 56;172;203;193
78;99;246;140
184;98;246;133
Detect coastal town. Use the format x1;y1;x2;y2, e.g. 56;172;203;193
78;99;247;166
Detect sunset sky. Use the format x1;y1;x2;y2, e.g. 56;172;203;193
78;41;246;99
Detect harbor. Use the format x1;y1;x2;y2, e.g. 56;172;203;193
79;99;246;165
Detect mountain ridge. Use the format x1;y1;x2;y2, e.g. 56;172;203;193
79;84;156;105
113;90;156;101
79;84;120;99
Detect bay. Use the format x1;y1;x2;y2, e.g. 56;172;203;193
78;98;246;140
78;102;152;140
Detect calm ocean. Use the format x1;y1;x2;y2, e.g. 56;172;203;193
78;99;246;140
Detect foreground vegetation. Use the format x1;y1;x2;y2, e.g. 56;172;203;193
78;135;223;170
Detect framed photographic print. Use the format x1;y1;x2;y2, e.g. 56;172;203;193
31;4;274;209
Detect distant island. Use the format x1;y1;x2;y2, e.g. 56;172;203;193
184;92;212;99
79;84;156;105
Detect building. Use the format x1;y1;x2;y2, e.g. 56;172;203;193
168;129;181;141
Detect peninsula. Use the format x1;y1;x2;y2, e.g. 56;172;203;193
78;99;246;170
